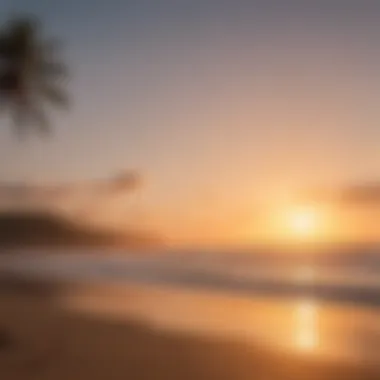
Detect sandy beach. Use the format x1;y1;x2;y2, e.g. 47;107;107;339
0;273;379;380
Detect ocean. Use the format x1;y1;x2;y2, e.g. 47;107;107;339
1;246;380;364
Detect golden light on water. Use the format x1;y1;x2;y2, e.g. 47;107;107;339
295;299;319;352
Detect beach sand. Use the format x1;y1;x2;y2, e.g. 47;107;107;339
0;276;379;380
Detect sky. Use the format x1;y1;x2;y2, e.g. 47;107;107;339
1;1;380;242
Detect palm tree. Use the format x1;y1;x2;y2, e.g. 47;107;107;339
0;15;68;137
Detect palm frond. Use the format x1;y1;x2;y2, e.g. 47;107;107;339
2;19;39;61
31;106;50;136
40;84;69;108
0;35;9;56
39;61;68;79
40;37;65;57
11;104;30;139
0;15;69;138
0;91;9;114
0;100;7;117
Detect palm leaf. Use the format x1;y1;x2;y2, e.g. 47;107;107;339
40;38;65;60
41;84;69;108
31;106;50;136
0;15;69;137
11;104;30;139
39;61;68;79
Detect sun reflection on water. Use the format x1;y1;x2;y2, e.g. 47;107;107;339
295;298;319;352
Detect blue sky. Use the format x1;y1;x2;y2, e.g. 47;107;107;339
1;1;380;240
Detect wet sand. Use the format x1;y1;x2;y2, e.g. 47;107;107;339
0;276;379;380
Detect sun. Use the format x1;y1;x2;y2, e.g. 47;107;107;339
289;208;318;235
284;206;321;240
246;202;331;244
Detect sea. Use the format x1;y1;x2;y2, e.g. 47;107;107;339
1;243;380;364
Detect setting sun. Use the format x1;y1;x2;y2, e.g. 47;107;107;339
250;202;331;244
286;207;320;239
262;204;330;243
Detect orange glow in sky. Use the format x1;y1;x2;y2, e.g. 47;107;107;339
242;200;338;246
284;206;322;240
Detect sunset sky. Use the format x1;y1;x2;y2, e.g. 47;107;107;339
1;1;380;243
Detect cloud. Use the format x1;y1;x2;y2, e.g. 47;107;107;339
305;182;380;206
100;170;143;194
339;183;380;205
0;170;142;211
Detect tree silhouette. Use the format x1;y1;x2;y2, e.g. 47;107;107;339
0;15;69;137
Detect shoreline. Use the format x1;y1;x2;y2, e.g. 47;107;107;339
0;274;379;379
